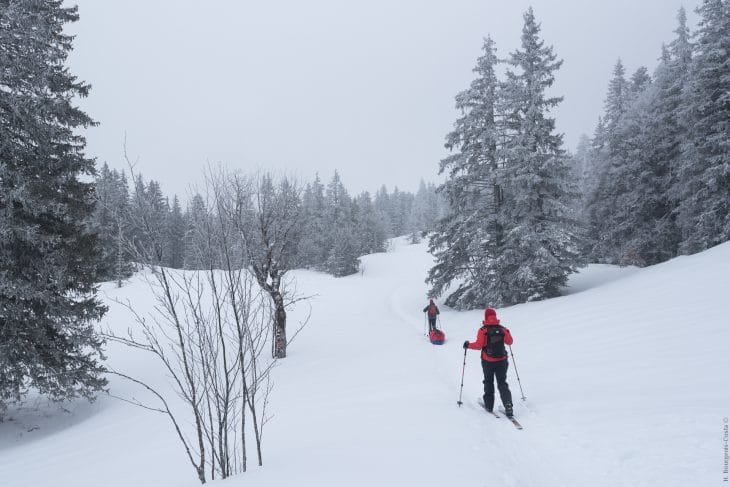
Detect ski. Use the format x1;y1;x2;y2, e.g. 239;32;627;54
478;400;500;418
498;408;523;430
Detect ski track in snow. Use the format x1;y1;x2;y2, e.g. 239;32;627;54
1;238;728;486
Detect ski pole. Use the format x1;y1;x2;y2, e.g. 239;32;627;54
508;345;526;401
457;348;467;407
424;313;427;336
437;314;443;333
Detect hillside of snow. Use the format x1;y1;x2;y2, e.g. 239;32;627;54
1;238;729;487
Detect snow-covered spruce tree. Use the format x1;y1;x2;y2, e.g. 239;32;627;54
129;175;150;258
629;66;652;97
585;60;632;262
603;60;632;136
573;134;592;192
0;0;106;411
427;36;507;309
296;174;329;269
569;135;592;248
584;6;697;267
388;187;404;236
183;193;209;270
675;0;730;254
389;187;414;237
145;180;170;263
407;181;428;243
495;8;581;304
352;191;387;255
600;69;656;266
166;195;186;269
323;171;360;276
406;180;443;243
617;9;693;265
326;227;361;277
374;185;394;238
93;163;134;284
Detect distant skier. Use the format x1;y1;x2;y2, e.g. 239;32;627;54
463;308;514;417
423;299;440;332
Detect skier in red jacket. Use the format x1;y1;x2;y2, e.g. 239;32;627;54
422;299;440;332
463;308;514;417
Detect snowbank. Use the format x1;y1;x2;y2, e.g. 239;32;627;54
1;238;728;487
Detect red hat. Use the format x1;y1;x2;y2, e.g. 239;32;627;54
482;308;500;325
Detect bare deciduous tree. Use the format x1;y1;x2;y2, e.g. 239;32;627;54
102;156;308;483
218;172;303;359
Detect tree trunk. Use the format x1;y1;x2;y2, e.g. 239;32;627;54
272;292;287;359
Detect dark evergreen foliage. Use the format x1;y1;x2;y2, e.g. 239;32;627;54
92;163;134;284
675;0;730;253
0;0;107;410
495;8;582;303
428;36;504;309
166;195;186;269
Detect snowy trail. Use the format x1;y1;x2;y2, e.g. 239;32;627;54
251;239;601;487
1;238;728;486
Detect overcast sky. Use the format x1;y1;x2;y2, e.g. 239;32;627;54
67;0;699;197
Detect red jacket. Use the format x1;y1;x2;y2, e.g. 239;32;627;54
467;325;513;362
423;302;439;317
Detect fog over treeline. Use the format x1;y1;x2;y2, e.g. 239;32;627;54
92;165;446;282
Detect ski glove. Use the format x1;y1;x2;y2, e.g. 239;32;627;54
463;340;470;349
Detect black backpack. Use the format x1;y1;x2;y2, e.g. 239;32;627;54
482;325;507;359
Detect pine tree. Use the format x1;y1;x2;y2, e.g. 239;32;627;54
580;119;607;214
587;63;657;265
573;134;592;188
606;82;656;265
495;8;581;303
129;176;170;264
167;195;185;269
622;8;693;264
146;180;170;264
586;59;634;262
352;192;387;255
419;181;447;235
129;174;149;258
406;180;429;243
297;174;328;268
388;187;409;237
92;164;133;283
428;36;506;308
326;228;361;277
323;172;360;276
676;0;730;253
603;60;631;138
0;1;107;410
183;193;209;269
629;66;652;97
374;186;394;238
92;163;117;279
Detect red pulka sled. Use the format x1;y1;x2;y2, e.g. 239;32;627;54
429;329;446;345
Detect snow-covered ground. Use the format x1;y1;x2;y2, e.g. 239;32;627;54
2;238;729;486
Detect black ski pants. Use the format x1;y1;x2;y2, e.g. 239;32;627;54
481;358;513;410
427;316;437;331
